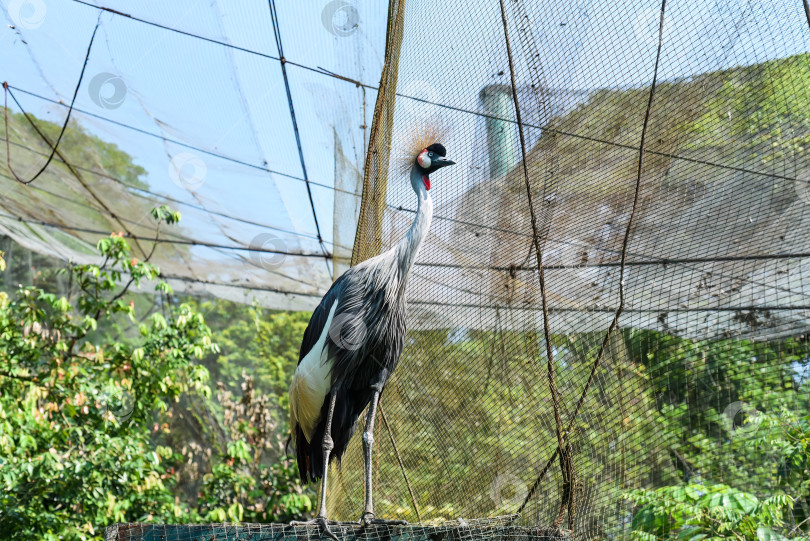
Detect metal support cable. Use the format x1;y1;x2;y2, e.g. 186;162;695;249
61;0;802;185
498;0;567;524
267;0;331;275
519;0;669;514
2;15;100;185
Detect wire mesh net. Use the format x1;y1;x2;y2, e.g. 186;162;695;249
335;0;810;537
3;0;810;538
103;516;569;541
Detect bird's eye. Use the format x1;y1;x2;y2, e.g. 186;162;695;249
428;152;434;157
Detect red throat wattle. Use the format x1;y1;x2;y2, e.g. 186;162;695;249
422;175;431;191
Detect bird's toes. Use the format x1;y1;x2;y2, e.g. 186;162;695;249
288;517;343;540
316;517;341;541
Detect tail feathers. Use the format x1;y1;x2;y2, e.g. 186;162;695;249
293;391;367;484
295;422;323;483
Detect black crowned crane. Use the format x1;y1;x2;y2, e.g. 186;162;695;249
288;137;454;538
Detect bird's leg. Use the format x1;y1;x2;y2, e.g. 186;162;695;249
317;394;336;520
359;390;407;527
290;394;345;541
360;390;379;524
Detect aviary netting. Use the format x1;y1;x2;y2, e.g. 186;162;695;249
344;0;810;537
2;0;810;538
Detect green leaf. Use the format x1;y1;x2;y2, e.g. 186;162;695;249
699;488;758;514
757;526;789;541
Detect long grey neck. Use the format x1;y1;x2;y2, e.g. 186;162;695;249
394;167;433;290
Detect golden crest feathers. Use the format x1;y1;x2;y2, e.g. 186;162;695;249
394;118;448;175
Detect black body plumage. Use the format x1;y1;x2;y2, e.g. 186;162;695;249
288;151;450;523
293;262;407;483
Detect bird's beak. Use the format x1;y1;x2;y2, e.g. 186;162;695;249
434;156;455;169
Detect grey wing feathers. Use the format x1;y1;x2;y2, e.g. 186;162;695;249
298;273;346;363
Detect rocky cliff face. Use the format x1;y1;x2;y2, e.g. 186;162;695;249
408;53;810;340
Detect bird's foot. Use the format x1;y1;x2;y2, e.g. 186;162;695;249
289;516;352;541
358;512;408;527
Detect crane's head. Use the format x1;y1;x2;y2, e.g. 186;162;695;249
413;143;455;191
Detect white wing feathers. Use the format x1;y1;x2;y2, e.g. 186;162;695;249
289;301;337;445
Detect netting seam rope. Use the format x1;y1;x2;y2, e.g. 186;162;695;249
25;1;806;196
2;14;101;186
3;91;148;258
497;0;568;526
0;209;329;259
347;0;423;520
267;0;331;276
350;0;406;268
518;0;669;515
378;402;421;522
804;0;810;29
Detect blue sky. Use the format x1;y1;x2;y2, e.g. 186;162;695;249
1;0;387;266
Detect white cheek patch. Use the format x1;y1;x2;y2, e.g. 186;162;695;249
417;149;431;169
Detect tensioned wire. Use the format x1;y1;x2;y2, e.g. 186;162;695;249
8;85;808;305
6;105;809;317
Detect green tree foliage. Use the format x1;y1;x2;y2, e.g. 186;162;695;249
156;300;314;523
625;330;810;537
0;210;312;540
193;376;312;523
626;484;794;540
0;208;212;539
3;109;148;189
